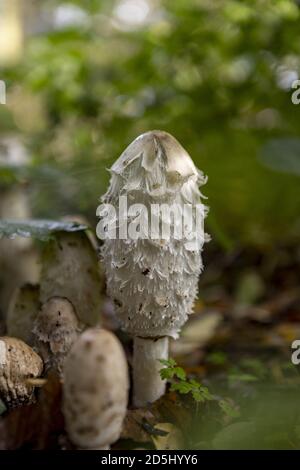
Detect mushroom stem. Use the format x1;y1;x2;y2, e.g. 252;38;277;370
133;336;168;408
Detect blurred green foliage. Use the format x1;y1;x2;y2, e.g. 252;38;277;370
158;355;300;449
1;0;300;247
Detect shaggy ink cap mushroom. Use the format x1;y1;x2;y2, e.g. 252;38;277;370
63;328;129;450
101;130;208;407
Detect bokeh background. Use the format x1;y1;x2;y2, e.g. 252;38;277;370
1;0;300;248
1;0;300;450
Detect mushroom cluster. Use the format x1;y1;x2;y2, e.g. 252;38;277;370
5;224;104;371
0;130;206;451
0;215;133;450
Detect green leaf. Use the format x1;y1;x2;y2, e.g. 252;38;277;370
191;389;206;403
173;367;186;381
159;358;176;367
160;368;176;380
170;381;193;395
199;386;214;401
159;357;214;404
191;383;214;402
189;379;201;388
0;219;88;241
159;358;179;380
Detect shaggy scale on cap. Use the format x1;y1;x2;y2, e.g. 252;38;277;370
100;131;208;406
101;130;208;339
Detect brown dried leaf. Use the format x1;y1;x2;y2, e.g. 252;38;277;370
121;409;155;443
151;423;184;450
150;392;192;431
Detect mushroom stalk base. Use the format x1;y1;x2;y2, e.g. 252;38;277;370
133;336;169;408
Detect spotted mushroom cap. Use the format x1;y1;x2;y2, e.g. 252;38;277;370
101;130;208;338
0;337;43;407
63;328;129;449
40;231;103;326
33;296;81;375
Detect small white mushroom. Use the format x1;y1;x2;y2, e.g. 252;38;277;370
40;230;103;326
0;336;43;407
101;130;208;407
63;328;129;450
33;296;81;375
6;283;40;346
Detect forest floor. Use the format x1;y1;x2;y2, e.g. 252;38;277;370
1;244;300;450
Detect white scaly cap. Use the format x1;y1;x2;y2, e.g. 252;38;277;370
101;130;208;339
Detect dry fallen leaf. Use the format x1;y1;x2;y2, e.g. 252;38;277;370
121;409;155;443
151;391;192;431
151;423;184;450
170;311;223;356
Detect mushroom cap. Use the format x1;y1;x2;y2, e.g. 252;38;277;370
63;328;129;449
33;296;81;375
111;130;200;182
40;231;103;326
101;130;208;338
0;337;43;407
